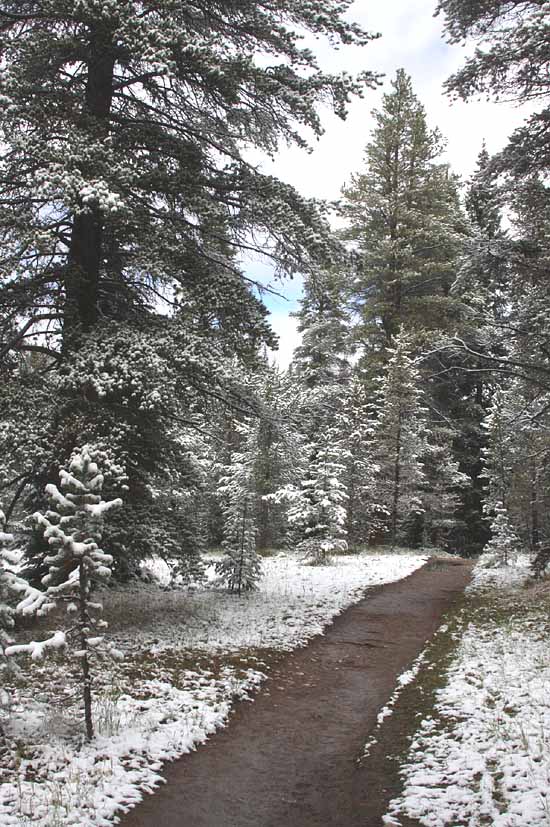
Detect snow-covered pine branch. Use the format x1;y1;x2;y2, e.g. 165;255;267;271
271;428;349;565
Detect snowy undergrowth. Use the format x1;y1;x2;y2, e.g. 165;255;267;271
384;560;550;827
1;551;426;827
108;552;427;654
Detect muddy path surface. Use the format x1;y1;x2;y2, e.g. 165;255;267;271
118;558;473;827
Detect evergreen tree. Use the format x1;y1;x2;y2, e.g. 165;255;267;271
10;447;123;740
480;501;521;568
0;0;379;574
0;506;62;747
435;143;509;553
438;0;550;178
251;367;307;552
216;426;262;593
0;0;378;354
371;334;427;548
273;428;349;564
335;374;383;549
341;69;463;362
421;427;470;549
0;508;16;744
292;267;353;390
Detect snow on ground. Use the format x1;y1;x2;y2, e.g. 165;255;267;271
110;552;427;654
0;551;426;827
384;559;550;827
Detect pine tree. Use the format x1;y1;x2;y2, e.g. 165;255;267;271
10;447;123;740
251;367;307;552
341;69;463;361
292;267;353;390
432;142;509;554
421;428;470;549
481;502;521;568
0;0;379;576
0;508;16;743
0;0;378;356
273;428;349;564
216;428;262;594
372;334;427;548
335;374;383;550
438;0;550;178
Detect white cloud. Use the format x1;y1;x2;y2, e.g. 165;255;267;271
268;312;301;369
258;0;531;199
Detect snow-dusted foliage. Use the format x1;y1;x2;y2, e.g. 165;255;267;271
0;509;55;744
421;428;470;549
341;69;463;356
249;365;308;552
480;502;521;568
292;267;353;390
216;424;262;594
272;428;349;564
481;377;550;568
8;447;123;740
0;508;17;736
335;375;385;549
371;334;427;547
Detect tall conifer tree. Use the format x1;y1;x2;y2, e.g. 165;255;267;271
342;69;463;363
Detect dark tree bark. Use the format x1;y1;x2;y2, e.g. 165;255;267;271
79;560;94;741
65;23;116;349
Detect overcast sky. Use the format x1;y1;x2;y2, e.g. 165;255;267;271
251;0;529;367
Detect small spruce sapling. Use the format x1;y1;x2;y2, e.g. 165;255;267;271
0;508;16;744
0;509;52;748
7;447;123;740
269;430;349;564
480;501;520;568
216;437;262;594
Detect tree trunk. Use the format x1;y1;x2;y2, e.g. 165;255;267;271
531;466;540;551
79;560;94;741
64;24;116;349
390;418;402;550
237;499;248;596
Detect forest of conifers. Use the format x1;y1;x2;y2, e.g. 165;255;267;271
1;0;549;619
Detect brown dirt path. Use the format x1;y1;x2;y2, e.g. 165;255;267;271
118;558;473;827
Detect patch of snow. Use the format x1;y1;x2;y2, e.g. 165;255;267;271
1;551;427;826
385;559;550;827
361;646;430;762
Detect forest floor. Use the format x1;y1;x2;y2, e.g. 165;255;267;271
4;554;547;827
0;550;428;826
116;556;473;827
384;561;550;827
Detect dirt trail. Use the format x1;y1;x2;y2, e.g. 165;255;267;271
118;558;473;827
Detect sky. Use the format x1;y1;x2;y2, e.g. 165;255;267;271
248;0;530;368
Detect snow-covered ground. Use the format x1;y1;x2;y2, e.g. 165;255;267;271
0;551;426;827
384;559;550;827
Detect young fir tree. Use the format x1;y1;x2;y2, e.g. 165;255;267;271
216;424;262;594
0;508;16;744
372;334;427;548
335;374;383;550
341;69;463;363
9;447;123;741
251;367;308;553
271;427;349;564
481;502;521;568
